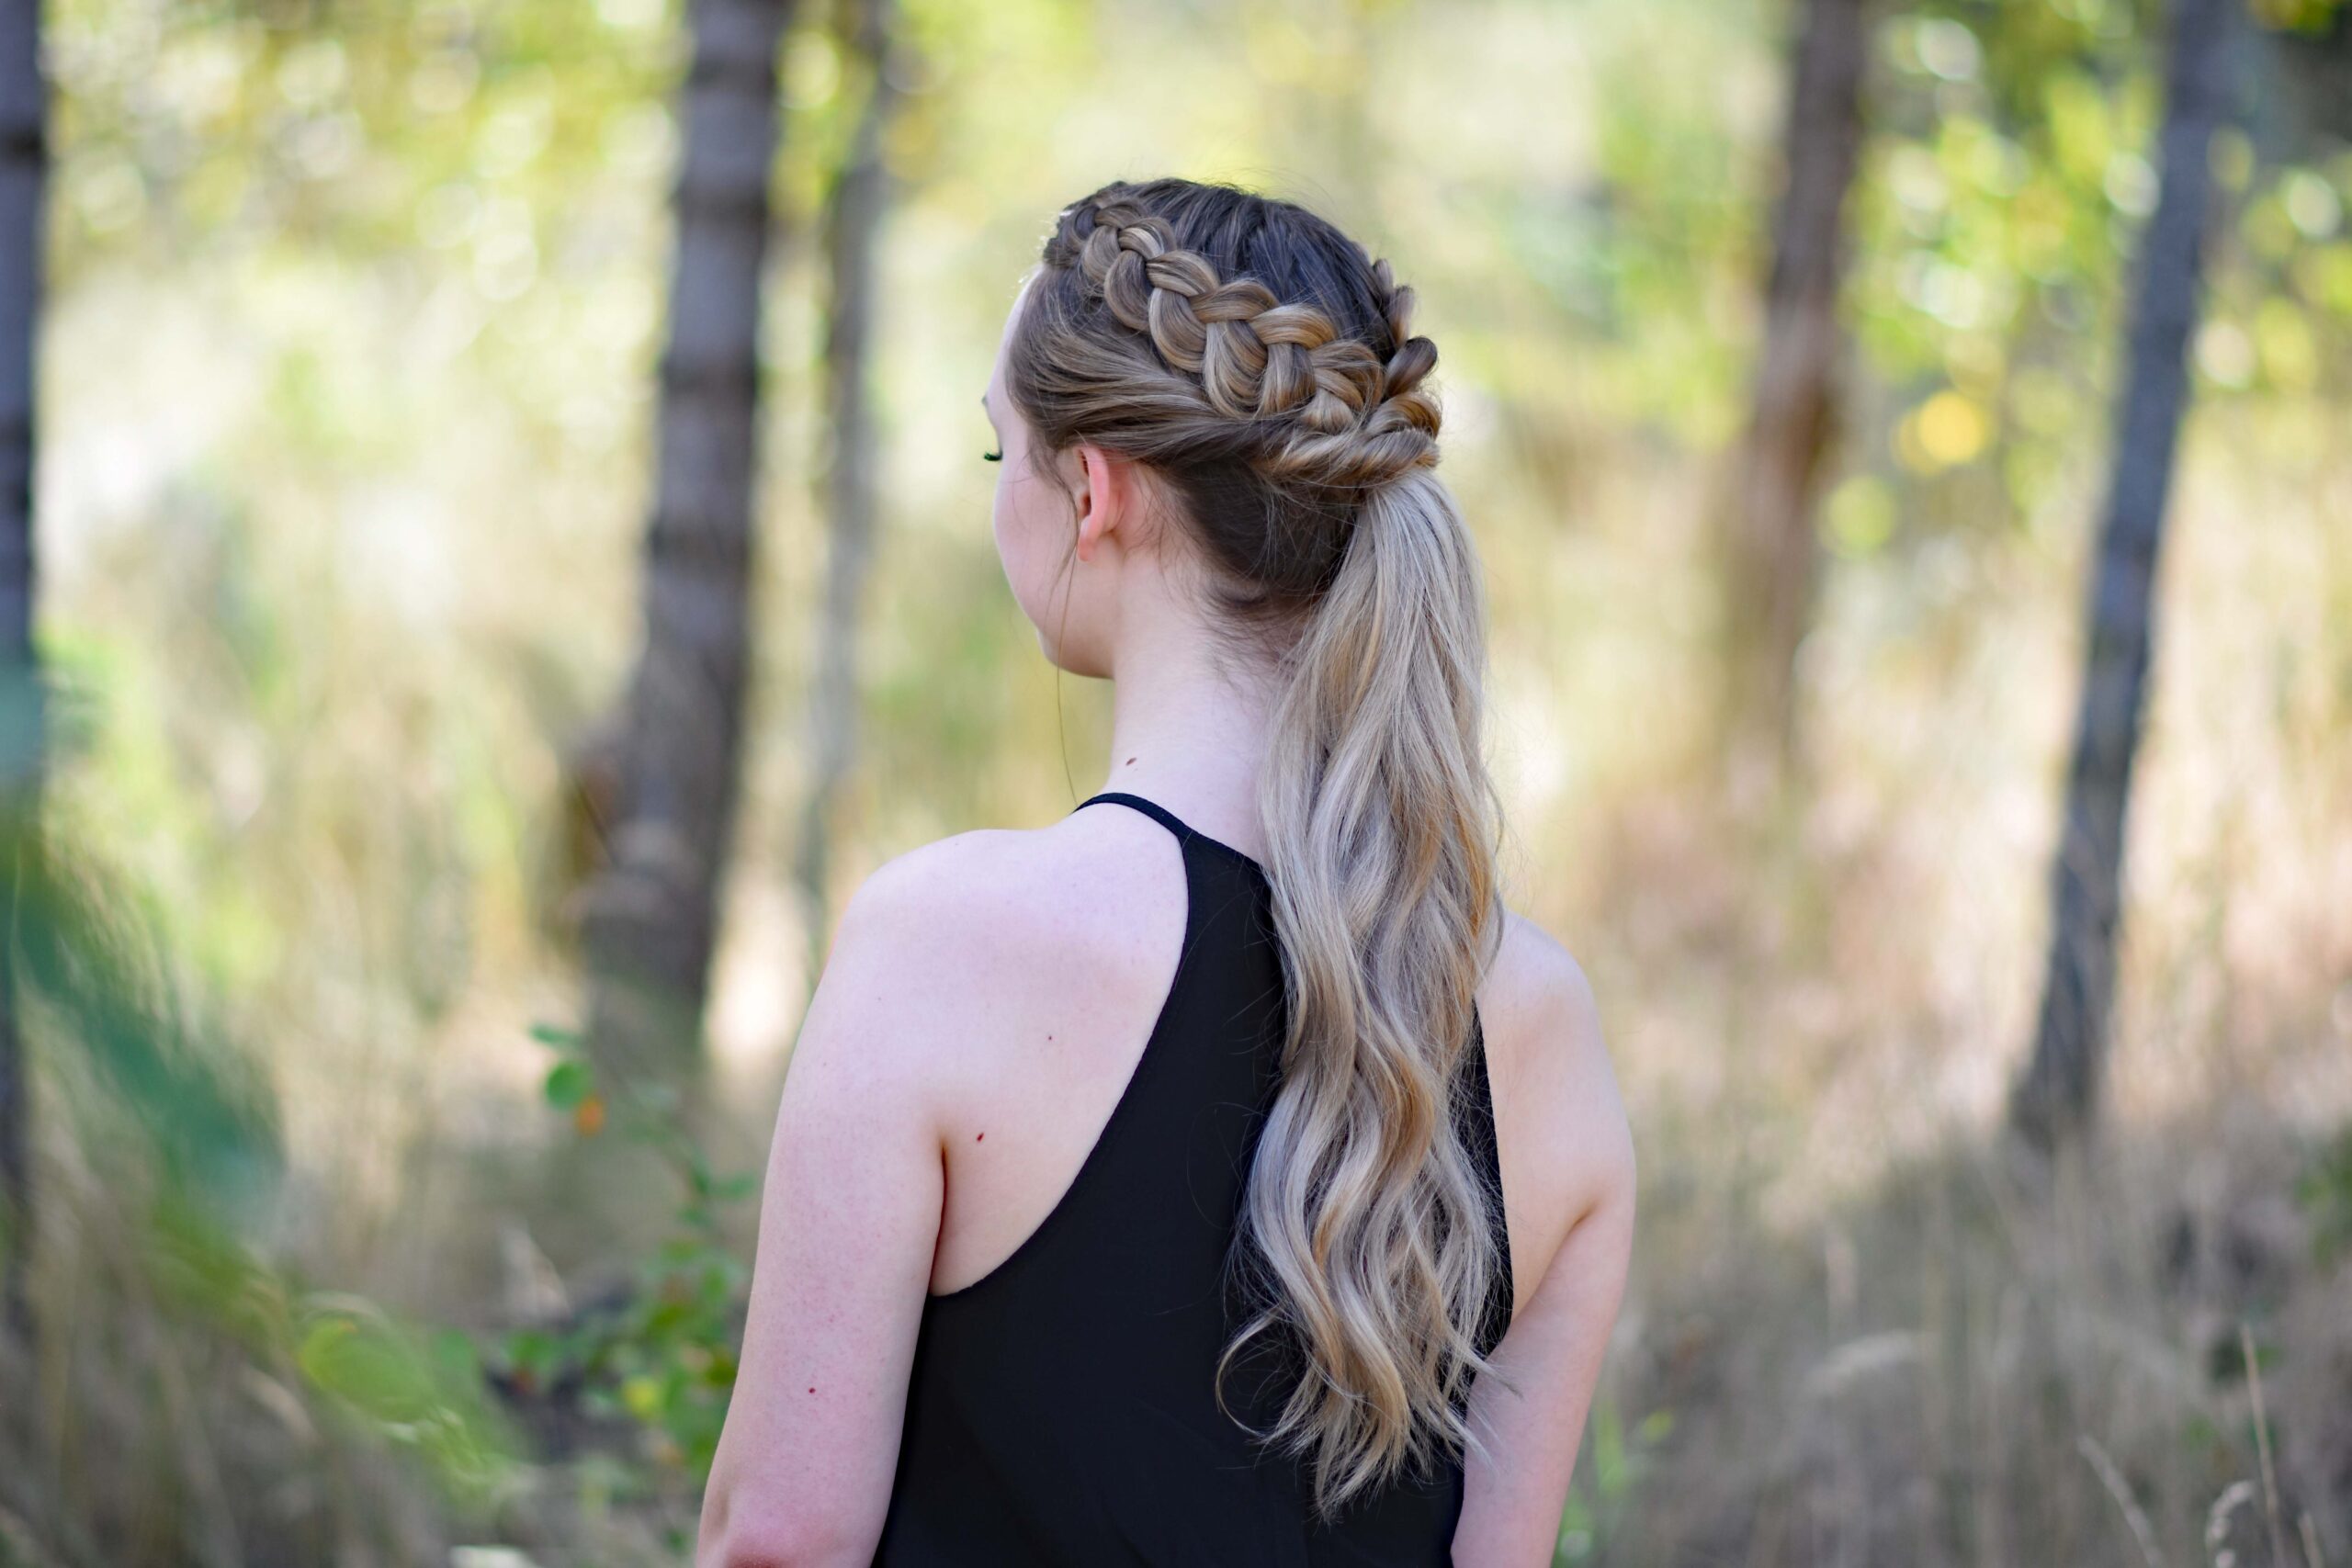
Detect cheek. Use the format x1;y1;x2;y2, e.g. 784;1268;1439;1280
993;472;1030;570
992;468;1050;605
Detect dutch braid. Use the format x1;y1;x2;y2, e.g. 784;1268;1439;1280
1050;197;1443;495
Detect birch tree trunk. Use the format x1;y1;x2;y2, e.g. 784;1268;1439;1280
792;0;903;977
0;0;46;1338
2009;0;2238;1153
1723;0;1868;783
582;0;795;1077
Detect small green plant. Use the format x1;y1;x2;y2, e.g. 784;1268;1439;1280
1554;1396;1671;1562
141;1184;526;1513
295;1296;519;1501
485;1024;756;1484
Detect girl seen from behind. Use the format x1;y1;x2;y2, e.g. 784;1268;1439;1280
698;176;1635;1567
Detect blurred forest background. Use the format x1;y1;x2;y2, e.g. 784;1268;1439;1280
0;0;2348;1562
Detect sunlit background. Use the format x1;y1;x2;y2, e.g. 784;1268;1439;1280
3;0;2349;1561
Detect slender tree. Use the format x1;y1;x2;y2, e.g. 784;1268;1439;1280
581;0;797;1077
1723;0;1869;781
0;0;48;1339
2010;0;2239;1152
791;0;905;979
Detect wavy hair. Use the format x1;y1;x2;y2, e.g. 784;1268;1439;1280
1003;177;1513;1517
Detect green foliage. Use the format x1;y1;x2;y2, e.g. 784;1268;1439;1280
17;1093;528;1555
295;1303;519;1501
482;1027;755;1484
0;763;523;1545
1842;0;2352;548
6;794;283;1218
124;1104;526;1515
1554;1395;1672;1563
1524;0;1768;446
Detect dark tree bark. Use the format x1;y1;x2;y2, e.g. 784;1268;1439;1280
581;0;796;1077
2010;0;2238;1153
0;0;45;1338
792;0;904;978
1724;0;1869;778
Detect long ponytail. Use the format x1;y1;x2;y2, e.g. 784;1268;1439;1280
1219;462;1511;1516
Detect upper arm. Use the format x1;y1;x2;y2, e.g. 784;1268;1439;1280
696;846;979;1568
1455;920;1637;1568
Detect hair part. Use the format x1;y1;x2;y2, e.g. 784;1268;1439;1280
1003;176;1514;1519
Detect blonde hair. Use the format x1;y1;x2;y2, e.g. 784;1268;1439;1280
1005;177;1513;1518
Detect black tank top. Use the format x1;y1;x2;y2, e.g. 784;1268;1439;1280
871;791;1514;1566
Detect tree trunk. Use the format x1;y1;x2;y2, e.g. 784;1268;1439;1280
792;0;904;980
581;0;795;1078
1723;0;1868;783
0;0;46;1339
2009;0;2237;1153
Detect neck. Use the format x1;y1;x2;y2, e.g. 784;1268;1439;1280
1098;615;1282;861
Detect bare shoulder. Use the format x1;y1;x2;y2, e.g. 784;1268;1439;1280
831;826;1042;974
1476;908;1636;1305
833;811;1175;989
797;829;1034;1122
810;810;1186;1118
821;828;1026;1010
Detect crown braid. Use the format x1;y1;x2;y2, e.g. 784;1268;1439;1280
1045;197;1443;495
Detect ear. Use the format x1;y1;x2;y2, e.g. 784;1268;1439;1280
1071;443;1129;565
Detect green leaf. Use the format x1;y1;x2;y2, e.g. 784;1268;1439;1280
710;1172;759;1203
544;1059;593;1111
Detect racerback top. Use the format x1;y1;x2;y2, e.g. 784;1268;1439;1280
870;791;1514;1566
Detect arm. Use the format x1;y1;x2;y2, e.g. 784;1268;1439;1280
695;855;959;1568
1453;946;1637;1568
